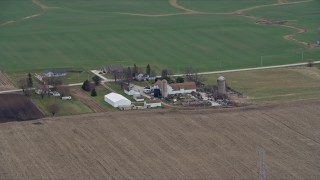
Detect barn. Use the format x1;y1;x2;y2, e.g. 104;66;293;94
104;93;131;108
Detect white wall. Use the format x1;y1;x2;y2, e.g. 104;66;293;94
104;97;131;108
144;102;161;108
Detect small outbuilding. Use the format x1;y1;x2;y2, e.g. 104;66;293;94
144;99;162;108
104;93;131;108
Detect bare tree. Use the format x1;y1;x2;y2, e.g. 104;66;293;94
56;85;70;96
24;88;32;97
161;69;169;78
39;84;50;99
125;67;132;85
185;66;206;86
47;101;60;116
150;70;157;78
43;76;63;87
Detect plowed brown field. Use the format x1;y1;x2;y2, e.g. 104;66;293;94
0;100;319;179
0;94;43;122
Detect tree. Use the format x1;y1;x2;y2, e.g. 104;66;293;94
185;66;206;86
56;85;70;97
91;88;97;96
43;76;63;87
146;64;151;76
161;69;169;78
125;67;132;85
133;64;138;77
92;75;102;86
27;73;33;87
81;80;90;91
39;84;50;99
24;88;32;97
150;70;157;77
18;78;27;92
47;101;60;116
176;77;184;83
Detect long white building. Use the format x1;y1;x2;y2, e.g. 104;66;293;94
104;93;131;108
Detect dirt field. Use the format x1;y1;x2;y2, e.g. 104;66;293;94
0;100;320;179
0;71;15;90
0;94;43;122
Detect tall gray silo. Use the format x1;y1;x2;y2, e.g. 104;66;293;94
217;76;226;97
162;79;168;98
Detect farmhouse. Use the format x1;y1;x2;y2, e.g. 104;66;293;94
104;93;131;108
154;80;197;97
44;70;67;77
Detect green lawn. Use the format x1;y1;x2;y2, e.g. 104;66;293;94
203;66;320;103
31;94;93;116
0;0;319;72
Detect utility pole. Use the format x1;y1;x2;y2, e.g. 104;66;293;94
258;145;266;180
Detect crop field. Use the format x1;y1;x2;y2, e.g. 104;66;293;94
0;71;14;90
0;100;319;179
0;0;319;72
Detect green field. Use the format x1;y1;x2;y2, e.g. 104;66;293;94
0;0;319;72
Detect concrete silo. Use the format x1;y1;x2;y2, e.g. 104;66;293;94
217;76;226;97
162;79;168;98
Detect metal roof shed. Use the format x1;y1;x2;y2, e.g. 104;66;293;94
104;93;131;108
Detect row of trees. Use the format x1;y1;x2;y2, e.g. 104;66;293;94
158;66;205;86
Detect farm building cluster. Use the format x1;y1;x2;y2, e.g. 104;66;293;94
103;73;245;110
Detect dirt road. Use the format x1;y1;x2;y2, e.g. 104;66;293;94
0;99;319;179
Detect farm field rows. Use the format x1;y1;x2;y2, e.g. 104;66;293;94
0;99;319;179
0;0;319;72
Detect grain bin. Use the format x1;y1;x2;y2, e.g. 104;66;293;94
217;76;226;96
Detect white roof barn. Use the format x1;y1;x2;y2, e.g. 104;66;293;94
104;93;131;108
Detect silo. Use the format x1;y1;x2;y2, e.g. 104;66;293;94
162;79;168;98
217;76;226;96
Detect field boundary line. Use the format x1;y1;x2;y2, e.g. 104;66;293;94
1;0;56;26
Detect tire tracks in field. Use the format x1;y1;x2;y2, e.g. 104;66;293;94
1;0;56;26
118;0;312;47
234;0;313;47
116;0;230;17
